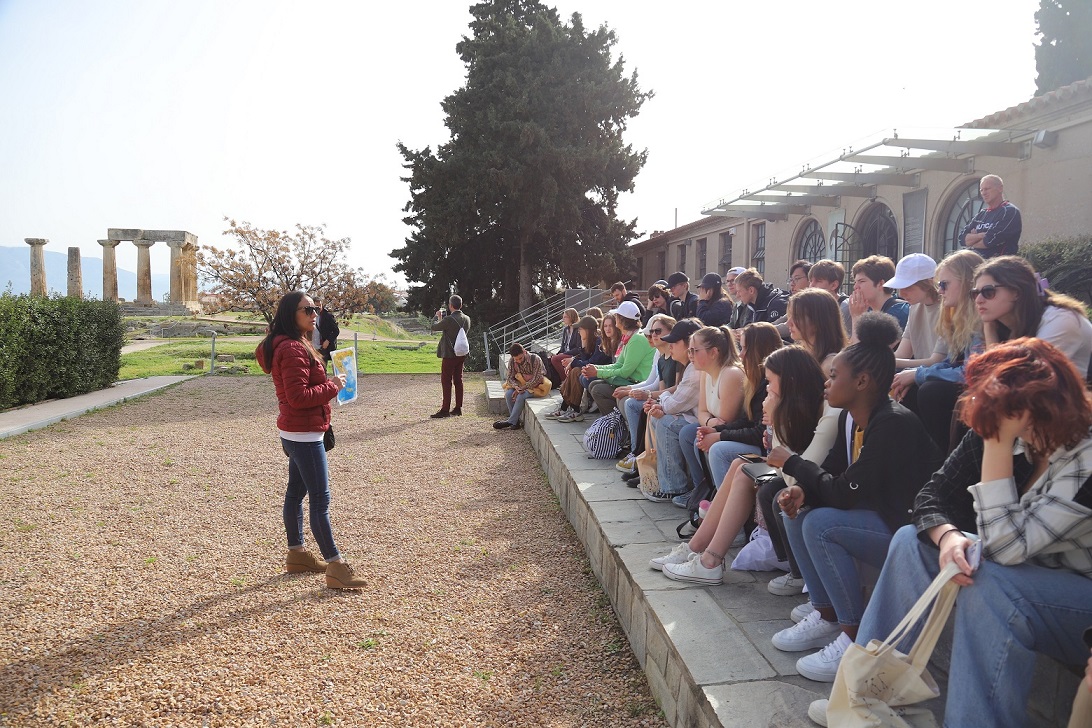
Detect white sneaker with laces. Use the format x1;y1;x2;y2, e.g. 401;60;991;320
615;453;637;473
796;632;852;682
544;407;567;419
791;601;816;623
768;573;806;596
771;610;842;652
649;542;695;571
661;554;724;585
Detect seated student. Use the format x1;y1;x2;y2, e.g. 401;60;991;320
642;319;702;500
845;255;909;338
771;260;813;333
975;254;1092;377
494;343;550;430
672;325;747;500
549;315;611;422
887;253;942;367
826;337;1092;728
891;249;985;452
608;281;649;326
580;301;654;415
651;345;833;584
646;284;674;319
760;287;850;597
614;315;678;476
765;313;943;682
695;323;783;489
546;307;582;386
695;273;735;327
584;306;604;322
564;312;620;418
808;259;848;303
667;272;699;321
734;268;790;327
786;288;847;378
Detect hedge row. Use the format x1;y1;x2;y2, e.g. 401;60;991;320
0;294;124;410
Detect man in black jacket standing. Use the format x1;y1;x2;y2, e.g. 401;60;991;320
430;295;471;418
314;298;340;362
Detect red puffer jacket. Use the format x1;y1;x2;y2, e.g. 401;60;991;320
256;335;337;433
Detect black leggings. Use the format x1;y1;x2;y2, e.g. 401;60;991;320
756;476;800;579
904;379;964;454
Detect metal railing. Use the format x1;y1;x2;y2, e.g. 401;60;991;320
486;289;610;359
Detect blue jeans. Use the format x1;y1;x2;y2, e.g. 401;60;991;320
653;414;694;495
623;396;644;451
783;507;892;625
280;438;340;561
708;439;762;488
859;525;1092;728
678;422;704;489
504;388;533;425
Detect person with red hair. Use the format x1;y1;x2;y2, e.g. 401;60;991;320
811;337;1092;727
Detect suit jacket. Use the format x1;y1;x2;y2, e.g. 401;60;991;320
432;310;471;358
316;309;340;359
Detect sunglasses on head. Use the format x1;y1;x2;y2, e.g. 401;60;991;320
298;306;319;315
968;284;1013;300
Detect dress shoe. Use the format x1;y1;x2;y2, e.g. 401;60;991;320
430;410;450;419
451;407;462;416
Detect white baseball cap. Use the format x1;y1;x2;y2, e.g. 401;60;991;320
609;300;642;321
887;253;938;289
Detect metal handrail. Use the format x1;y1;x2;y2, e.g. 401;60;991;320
486;289;610;356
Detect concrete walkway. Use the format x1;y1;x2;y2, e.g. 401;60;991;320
0;376;194;440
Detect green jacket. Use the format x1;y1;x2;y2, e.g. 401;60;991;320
593;333;654;386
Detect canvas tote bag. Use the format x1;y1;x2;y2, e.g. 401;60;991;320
636;421;660;495
826;561;962;728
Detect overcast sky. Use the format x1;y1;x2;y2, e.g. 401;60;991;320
0;0;1042;289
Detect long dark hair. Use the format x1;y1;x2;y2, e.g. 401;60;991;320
260;291;320;371
974;255;1087;341
763;345;825;453
577;315;599;356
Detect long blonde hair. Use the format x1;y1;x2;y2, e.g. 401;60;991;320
936;249;983;355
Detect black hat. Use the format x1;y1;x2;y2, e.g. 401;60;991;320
660;318;702;343
700;272;722;289
666;272;689;287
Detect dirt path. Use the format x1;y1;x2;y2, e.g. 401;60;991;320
0;375;665;727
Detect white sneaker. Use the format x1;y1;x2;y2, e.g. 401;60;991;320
791;601;816;623
649;542;695;571
796;632;851;682
807;699;829;726
615;453;637;473
662;554;724;585
544;407;567;419
768;573;806;596
771;610;842;652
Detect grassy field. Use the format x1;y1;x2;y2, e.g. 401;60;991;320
119;339;440;379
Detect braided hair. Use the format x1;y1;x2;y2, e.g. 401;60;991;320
841;312;900;395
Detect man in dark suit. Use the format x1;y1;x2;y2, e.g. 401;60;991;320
430;294;472;418
314;298;340;362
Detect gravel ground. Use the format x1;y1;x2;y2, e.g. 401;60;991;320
0;374;667;727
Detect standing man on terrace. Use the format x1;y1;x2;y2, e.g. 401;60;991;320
430;295;471;419
609;282;648;325
959;174;1022;259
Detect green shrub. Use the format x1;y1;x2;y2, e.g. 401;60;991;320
0;293;124;409
1021;236;1092;306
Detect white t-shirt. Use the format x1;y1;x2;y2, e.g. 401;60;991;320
901;301;942;360
1036;305;1092;377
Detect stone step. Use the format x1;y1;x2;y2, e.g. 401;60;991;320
484;379;508;415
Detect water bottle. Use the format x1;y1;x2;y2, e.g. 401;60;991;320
698;500;711;520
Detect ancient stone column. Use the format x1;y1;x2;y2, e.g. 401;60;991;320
182;243;197;304
99;240;120;302
134;240;155;304
25;238;48;296
67;247;83;298
167;241;183;304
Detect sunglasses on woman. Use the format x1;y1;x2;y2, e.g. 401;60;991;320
968;284;1013;301
649;328;664;336
298;305;319;315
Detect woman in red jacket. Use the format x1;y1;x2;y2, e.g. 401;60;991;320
256;291;365;589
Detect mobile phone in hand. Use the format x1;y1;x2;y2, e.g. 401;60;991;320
737;453;765;464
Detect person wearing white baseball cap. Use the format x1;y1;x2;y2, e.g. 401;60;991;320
887;253;942;369
580;300;656;415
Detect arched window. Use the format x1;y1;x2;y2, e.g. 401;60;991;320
859;203;899;260
795;219;826;262
941;180;983;257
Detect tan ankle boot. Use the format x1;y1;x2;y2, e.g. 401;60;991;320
285;549;327;574
325;560;366;589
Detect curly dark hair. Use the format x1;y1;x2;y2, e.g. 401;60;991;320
841;312;900;395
